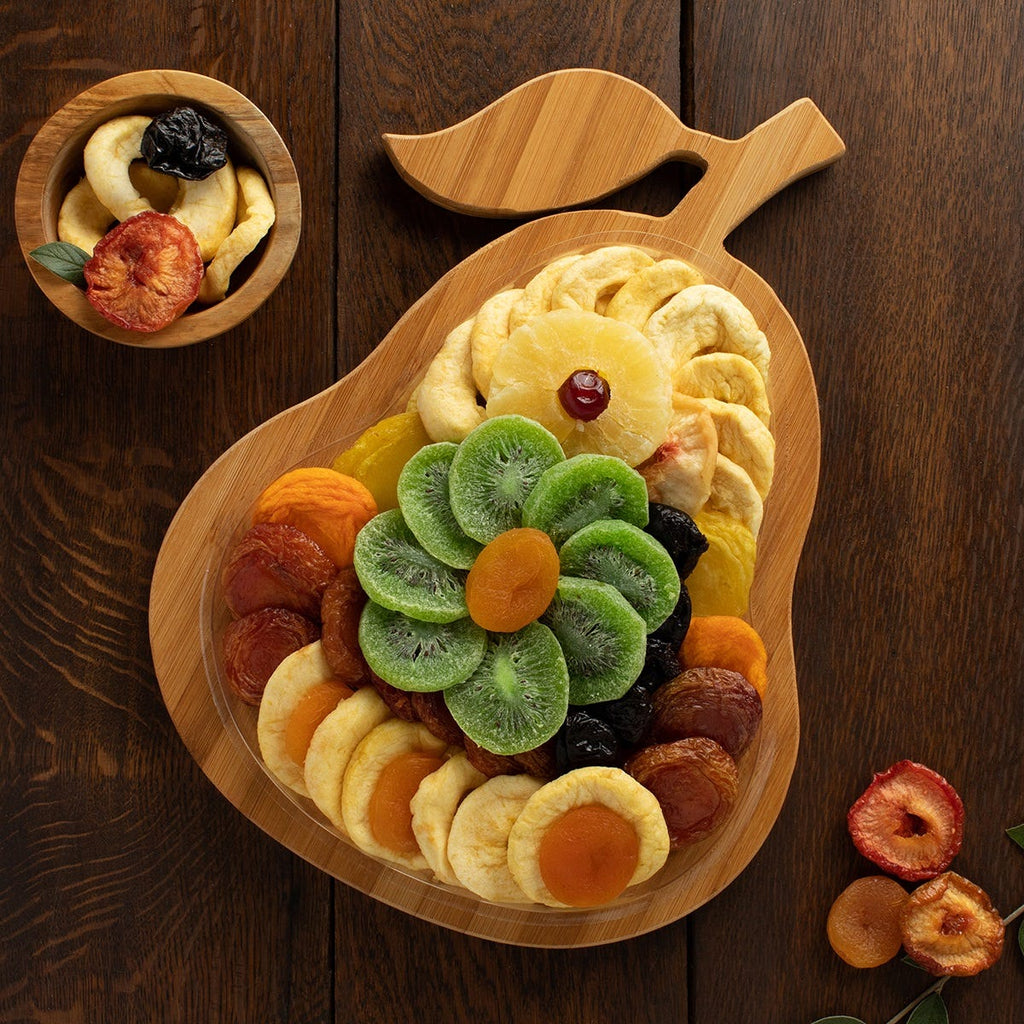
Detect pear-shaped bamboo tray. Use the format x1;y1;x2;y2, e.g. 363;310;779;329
150;70;843;947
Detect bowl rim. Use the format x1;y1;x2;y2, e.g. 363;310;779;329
14;69;301;349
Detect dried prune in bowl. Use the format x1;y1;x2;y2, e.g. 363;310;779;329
142;106;229;180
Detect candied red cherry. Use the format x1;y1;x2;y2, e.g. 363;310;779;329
558;369;611;421
847;760;964;881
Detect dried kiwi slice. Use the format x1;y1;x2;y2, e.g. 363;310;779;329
358;600;486;692
541;576;647;705
353;508;467;623
397;442;482;569
522;453;649;548
443;622;570;756
559;519;681;632
448;415;565;543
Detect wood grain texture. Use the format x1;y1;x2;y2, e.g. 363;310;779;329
3;0;1023;1021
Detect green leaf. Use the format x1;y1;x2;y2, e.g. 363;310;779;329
28;241;90;286
907;992;948;1024
811;1018;866;1024
1007;823;1024;851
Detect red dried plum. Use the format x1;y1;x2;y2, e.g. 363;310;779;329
221;522;336;620
222;607;319;705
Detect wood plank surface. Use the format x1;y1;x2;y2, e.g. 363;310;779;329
1;1;1022;1023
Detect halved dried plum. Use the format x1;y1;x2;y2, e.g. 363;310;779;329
141;106;229;181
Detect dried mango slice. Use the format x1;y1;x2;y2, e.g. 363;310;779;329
82;115;155;222
57;176;115;254
686;509;757;617
198;166;275;303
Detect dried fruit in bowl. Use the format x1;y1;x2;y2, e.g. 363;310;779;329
900;871;1004;976
83;211;203;332
847;760;964;881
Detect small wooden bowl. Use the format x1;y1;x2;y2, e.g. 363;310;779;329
14;69;301;348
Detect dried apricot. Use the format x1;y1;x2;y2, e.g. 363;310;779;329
827;875;909;968
901;871;1005;976
251;467;377;568
283;679;354;767
465;528;560;632
537;804;640;907
680;615;768;697
368;751;447;856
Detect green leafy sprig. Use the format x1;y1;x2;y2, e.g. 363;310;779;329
812;824;1024;1024
28;241;90;286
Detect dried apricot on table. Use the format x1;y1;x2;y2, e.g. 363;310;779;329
465;527;560;631
847;760;964;881
901;871;1005;976
680;615;768;697
251;466;377;568
84;210;202;332
827;875;909;968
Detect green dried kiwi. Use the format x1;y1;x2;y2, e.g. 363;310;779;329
448;415;565;543
558;519;681;632
443;622;570;756
358;600;486;692
397;442;482;570
521;453;649;548
352;508;467;623
541;575;647;705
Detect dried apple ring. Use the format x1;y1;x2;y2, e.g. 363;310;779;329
198;166;276;304
168;157;237;261
82;115;155;222
57;177;115;254
416;318;485;442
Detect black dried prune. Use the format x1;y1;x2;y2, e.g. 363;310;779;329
650;584;692;646
636;636;681;695
554;709;621;774
645;502;709;580
591;690;654;748
141;107;229;181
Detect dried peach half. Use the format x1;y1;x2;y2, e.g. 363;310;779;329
827;875;909;968
847;760;964;881
83;211;202;332
901;871;1005;976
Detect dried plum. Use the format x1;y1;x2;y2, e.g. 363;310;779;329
636;636;680;694
649;584;691;646
141;106;228;181
645;502;709;579
591;689;654;747
554;709;621;773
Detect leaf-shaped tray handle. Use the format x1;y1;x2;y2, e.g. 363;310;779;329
382;68;844;228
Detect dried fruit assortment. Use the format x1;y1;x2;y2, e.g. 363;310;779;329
49;106;276;331
827;759;1005;978
215;244;782;907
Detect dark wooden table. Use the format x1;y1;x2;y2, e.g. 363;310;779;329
3;2;1022;1021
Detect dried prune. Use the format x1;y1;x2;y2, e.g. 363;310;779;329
645;502;709;579
410;690;463;746
320;567;370;683
649;584;692;646
141;106;228;181
554;709;621;774
636;636;680;694
590;689;654;747
463;734;519;778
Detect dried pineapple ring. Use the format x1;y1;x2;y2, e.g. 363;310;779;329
644;284;771;385
508;253;581;332
169;157;237;262
604;257;705;330
698;397;775;500
550;245;654;313
675;352;771;426
470;287;524;398
416;318;485;442
638;394;717;516
707;454;764;538
198;166;275;303
57;176;115;253
82;115;155;222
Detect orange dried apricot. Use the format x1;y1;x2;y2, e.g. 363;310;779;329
283;679;354;767
827;875;909;968
465;528;560;632
537;803;640;907
368;751;447;855
680;615;768;696
251;466;377;568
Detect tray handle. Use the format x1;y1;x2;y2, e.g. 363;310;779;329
661;98;845;252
